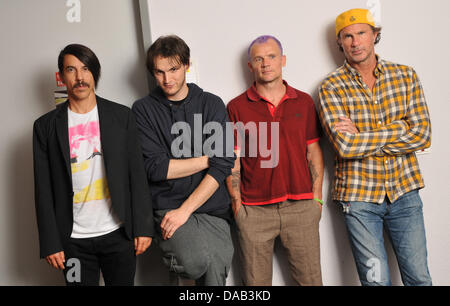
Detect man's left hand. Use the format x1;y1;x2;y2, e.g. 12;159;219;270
160;208;191;240
134;237;152;255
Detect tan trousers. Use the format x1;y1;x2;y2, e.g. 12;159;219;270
235;199;322;286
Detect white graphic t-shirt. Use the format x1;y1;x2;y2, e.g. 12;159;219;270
68;105;122;238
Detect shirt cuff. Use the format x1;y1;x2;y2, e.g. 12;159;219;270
307;137;320;145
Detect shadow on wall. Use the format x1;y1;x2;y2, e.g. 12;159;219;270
320;139;365;286
8;66;70;285
135;243;172;285
325;22;344;69
240;47;253;88
129;0;155;98
310;22;360;286
8;130;65;285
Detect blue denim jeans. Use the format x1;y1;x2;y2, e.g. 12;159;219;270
338;190;432;286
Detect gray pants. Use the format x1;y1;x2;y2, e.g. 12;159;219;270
154;209;234;286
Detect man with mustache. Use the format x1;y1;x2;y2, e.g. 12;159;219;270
33;44;154;285
318;9;432;285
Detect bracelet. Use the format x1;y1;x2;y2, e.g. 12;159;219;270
313;198;324;205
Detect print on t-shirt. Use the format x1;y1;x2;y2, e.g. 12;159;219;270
69;121;109;204
68;106;121;238
69;121;110;203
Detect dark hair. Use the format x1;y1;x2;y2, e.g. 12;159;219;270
337;26;382;52
146;35;190;76
58;44;101;87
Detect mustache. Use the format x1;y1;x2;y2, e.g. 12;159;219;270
74;81;90;88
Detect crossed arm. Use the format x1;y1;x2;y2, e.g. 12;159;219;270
322;113;430;159
318;77;431;159
166;156;209;179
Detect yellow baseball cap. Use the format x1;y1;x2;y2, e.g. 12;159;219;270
336;8;375;36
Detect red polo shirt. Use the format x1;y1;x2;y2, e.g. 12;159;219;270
227;81;321;205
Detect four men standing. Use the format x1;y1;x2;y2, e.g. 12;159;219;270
33;8;433;286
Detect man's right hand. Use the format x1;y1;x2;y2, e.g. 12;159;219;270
46;251;66;270
231;198;242;218
335;116;359;134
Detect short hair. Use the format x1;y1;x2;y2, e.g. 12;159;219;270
146;35;190;76
58;44;101;88
337;26;382;52
248;35;283;60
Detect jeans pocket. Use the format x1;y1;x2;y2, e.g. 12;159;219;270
312;199;323;212
235;204;246;222
308;200;322;222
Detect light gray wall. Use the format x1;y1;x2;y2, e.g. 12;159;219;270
142;0;450;285
0;0;448;286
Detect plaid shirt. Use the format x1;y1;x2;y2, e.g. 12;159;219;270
318;57;432;204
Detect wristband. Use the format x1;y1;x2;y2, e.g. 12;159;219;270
313;198;324;205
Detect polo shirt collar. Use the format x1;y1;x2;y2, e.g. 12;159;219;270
246;80;297;102
343;54;385;78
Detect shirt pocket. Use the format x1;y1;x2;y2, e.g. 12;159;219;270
343;97;372;132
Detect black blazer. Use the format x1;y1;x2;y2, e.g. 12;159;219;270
33;96;154;258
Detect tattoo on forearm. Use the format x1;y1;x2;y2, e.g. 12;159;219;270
309;161;318;183
231;171;241;195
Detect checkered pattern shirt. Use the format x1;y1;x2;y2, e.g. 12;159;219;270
318;58;432;204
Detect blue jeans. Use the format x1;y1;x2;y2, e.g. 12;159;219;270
338;190;432;286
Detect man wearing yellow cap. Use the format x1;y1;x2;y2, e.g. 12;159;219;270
318;9;432;286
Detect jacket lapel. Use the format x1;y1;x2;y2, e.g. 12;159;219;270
96;97;114;174
55;101;71;177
